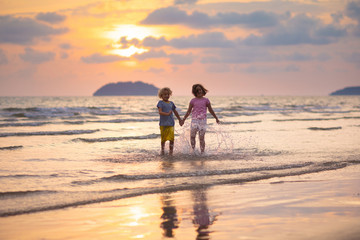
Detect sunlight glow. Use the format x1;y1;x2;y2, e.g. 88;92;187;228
125;206;149;226
130;207;149;220
106;24;157;41
110;45;148;57
133;235;145;239
105;24;155;57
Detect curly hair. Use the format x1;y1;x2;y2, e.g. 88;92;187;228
192;84;208;96
158;87;173;98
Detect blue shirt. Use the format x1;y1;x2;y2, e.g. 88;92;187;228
157;100;176;126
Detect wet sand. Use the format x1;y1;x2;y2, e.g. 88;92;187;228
0;165;359;240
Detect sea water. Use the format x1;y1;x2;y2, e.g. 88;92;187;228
0;96;359;217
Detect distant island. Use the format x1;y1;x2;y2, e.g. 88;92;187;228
330;86;360;96
93;81;159;96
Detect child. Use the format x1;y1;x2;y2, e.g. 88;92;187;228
157;87;182;155
182;84;220;153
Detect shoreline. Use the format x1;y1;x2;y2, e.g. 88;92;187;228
0;165;359;240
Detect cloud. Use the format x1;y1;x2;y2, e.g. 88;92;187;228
285;64;300;72
133;49;167;60
346;1;360;22
0;48;8;64
316;24;347;38
148;67;165;73
200;46;332;65
331;12;343;24
19;47;55;64
316;53;331;61
0;15;68;45
168;53;194;64
142;32;234;49
201;47;278;64
243;14;346;46
61;52;69;59
35;12;66;24
285;52;331;62
214;11;282;28
141;7;189;25
205;64;231;73
345;1;360;36
141;7;280;28
286;52;313;61
118;37;140;49
343;52;360;63
174;0;198;5
59;43;73;49
244;65;273;73
81;53;127;64
142;36;168;47
133;49;193;65
169;32;234;48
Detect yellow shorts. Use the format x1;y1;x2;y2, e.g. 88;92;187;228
160;126;174;143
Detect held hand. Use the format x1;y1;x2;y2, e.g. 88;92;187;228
179;119;184;126
216;119;220;124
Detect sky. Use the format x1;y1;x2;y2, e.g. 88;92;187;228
0;0;359;96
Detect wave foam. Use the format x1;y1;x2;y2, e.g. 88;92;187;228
308;127;342;131
2;160;359;217
0;145;23;150
0;129;99;137
74;133;160;143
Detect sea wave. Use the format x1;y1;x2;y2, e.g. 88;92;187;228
0;106;123;119
0;190;57;199
0;118;159;128
273;116;360;122
1;160;359;218
88;118;158;124
0;174;60;179
100;162;313;181
2;107;39;112
74;133;160;143
63;120;86;125
220;120;262;125
273;117;340;122
0;145;23;150
72;160;356;186
308;127;342;131
0;129;99;137
222;104;343;113
0;118;158;128
0;121;50;127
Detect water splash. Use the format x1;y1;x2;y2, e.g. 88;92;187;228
174;122;235;155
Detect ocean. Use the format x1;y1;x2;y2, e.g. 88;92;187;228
0;95;359;219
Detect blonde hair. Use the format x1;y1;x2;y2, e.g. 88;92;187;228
158;87;172;98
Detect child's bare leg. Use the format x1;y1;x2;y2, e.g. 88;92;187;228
169;141;174;155
190;128;197;150
161;142;165;155
199;130;206;153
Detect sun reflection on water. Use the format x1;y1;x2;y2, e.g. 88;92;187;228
126;207;150;227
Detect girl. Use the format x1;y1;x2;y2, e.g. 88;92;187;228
182;84;220;153
157;87;182;155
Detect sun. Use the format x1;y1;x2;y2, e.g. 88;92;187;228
105;24;158;57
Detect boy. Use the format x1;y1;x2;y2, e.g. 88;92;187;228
157;87;183;155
